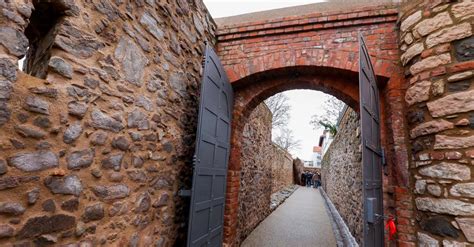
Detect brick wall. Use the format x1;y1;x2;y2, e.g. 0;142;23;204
0;1;215;246
237;103;293;244
216;4;411;244
321;107;363;244
399;0;474;245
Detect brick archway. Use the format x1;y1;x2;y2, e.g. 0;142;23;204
215;2;413;245
222;65;399;246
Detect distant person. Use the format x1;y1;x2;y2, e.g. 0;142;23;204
301;172;306;186
314;173;321;188
306;172;313;187
312;174;318;188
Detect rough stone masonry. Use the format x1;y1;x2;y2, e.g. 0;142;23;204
0;0;473;246
321;107;363;244
400;0;474;245
0;0;215;246
237;103;293;245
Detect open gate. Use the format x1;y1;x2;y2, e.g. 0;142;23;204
359;33;384;247
186;45;233;247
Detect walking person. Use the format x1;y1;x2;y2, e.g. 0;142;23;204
306;172;313;187
301;172;306;186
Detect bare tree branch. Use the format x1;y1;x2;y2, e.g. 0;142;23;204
264;93;290;130
273;127;301;153
310;96;345;133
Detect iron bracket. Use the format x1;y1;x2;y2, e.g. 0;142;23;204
178;189;191;197
381;147;386;165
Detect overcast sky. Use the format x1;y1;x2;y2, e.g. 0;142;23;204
203;1;340;160
204;0;326;18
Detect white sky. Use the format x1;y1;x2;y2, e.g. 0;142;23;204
272;90;331;160
204;1;334;160
204;0;326;18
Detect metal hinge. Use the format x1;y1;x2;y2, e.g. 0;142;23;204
178;189;191;197
193;154;198;167
178;155;198;197
382;147;389;176
381;147;386;165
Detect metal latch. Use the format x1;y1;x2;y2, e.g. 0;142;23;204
367;197;377;223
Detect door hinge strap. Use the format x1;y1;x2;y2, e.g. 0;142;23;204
381;147;386;165
178;189;191;197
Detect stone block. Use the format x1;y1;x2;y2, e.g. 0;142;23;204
401;11;422;32
67;149;94;170
447;80;470;92
454;36;474;62
434;135;474;149
17;214;76;238
0;27;28;57
451;1;474;19
455;218;474;242
420;216;459;238
44;175;83;196
48;56;73;79
63;122;83;144
447;71;473;83
405;80;431;106
92;184;130;201
410;119;454;139
427;90;474;117
418;162;470;181
90;109;124;132
450;183;474;198
410;53;451;75
401;43;424;65
414;12;452;37
416;198;474;216
24;96;50;115
114;38;148;87
8;151;58;172
417;232;439;246
426;22;472;48
431;79;445;96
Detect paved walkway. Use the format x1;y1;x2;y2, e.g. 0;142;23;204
241;186;337;247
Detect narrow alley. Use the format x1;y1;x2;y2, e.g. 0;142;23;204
242;187;337;247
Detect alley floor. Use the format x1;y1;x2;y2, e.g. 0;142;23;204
241;186;337;247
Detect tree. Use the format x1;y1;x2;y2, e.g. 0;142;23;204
264;93;290;130
273;127;301;153
310;96;345;135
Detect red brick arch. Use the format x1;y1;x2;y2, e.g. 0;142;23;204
223;65;391;246
216;3;411;246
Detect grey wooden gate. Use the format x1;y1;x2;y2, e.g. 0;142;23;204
186;45;233;247
358;34;384;247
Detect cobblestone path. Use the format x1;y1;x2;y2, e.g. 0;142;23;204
241;186;337;247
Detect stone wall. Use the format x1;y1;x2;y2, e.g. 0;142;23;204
270;143;293;194
0;1;215;246
321;107;363;244
237;103;293;244
399;0;474;245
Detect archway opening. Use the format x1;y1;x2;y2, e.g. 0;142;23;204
224;65;393;246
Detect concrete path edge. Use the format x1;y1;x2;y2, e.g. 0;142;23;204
320;188;359;247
